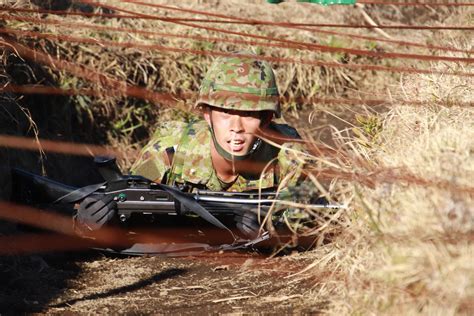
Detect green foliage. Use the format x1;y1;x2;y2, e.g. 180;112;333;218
309;83;320;95
74;95;93;125
253;46;264;55
192;41;216;51
353;114;383;147
166;108;200;123
322;36;349;62
323;36;346;49
112;103;151;137
365;41;378;51
283;101;299;114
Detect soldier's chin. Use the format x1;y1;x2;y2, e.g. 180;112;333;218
224;146;250;158
230;152;248;157
227;143;247;154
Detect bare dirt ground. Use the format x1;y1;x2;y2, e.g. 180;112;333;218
0;244;323;314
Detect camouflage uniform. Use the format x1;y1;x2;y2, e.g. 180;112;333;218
130;120;307;192
131;54;308;192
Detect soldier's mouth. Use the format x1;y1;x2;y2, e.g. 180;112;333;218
228;140;245;152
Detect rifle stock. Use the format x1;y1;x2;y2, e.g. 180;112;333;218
11;168;77;205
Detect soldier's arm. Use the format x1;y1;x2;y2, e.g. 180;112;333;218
277;141;308;188
130;142;174;183
278;141;332;205
130;121;187;183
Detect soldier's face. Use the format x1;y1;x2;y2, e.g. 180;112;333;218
204;107;269;156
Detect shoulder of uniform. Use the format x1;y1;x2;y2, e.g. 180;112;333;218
276;140;308;181
146;120;207;148
130;120;208;182
184;120;209;137
278;141;307;161
150;121;189;139
269;122;301;139
277;137;308;166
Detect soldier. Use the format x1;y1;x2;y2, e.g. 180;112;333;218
130;55;307;192
75;54;310;236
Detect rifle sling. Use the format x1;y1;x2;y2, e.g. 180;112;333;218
53;179;269;248
53;182;107;204
154;182;236;238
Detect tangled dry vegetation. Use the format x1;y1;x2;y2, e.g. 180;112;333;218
3;0;457;164
305;67;473;314
1;0;473;314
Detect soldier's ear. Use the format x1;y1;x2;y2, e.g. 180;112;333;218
203;106;212;126
260;111;273;127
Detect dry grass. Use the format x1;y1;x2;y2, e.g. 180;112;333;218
291;58;473;314
1;1;473;314
4;0;444;162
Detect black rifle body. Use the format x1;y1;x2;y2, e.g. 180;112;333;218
11;168;275;223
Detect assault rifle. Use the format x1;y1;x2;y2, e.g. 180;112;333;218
11;157;343;253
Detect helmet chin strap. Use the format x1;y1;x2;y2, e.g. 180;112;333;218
209;121;262;162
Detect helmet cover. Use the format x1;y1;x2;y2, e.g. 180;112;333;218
196;54;281;118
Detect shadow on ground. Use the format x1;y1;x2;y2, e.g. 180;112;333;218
52;268;186;308
0;252;88;313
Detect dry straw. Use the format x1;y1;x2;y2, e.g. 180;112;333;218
292;56;473;313
1;1;473;312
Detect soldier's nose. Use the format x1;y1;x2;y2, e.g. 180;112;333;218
229;114;244;132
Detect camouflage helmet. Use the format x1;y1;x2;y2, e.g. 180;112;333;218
195;54;281;118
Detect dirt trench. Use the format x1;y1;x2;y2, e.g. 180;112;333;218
0;248;328;314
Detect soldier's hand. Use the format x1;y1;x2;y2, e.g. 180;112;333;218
234;210;266;238
74;194;117;234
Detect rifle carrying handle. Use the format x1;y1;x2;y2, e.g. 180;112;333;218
94;156;123;182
